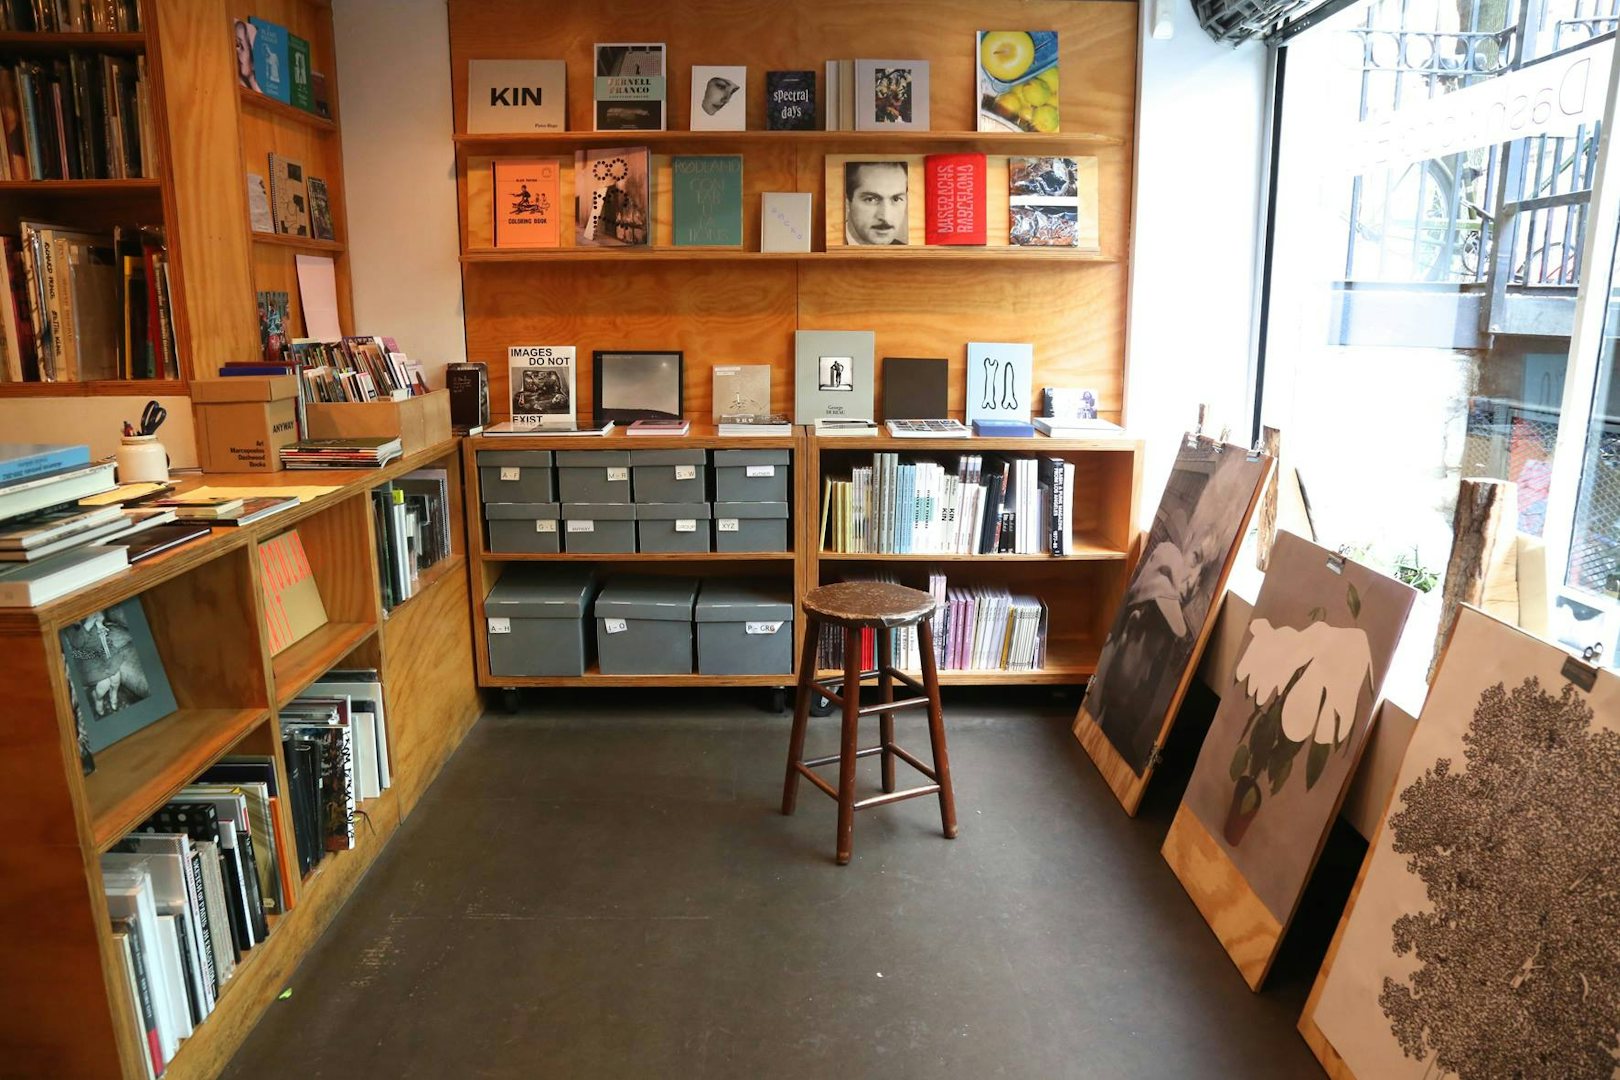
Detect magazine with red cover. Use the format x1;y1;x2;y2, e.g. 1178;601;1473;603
923;152;986;245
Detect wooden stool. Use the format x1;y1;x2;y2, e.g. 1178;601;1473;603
782;581;958;864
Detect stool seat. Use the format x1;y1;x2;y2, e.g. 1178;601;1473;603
802;581;936;628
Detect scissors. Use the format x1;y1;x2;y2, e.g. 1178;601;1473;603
138;400;168;436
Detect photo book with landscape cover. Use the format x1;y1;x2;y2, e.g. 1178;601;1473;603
1009;156;1098;249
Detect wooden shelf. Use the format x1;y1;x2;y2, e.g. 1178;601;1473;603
462;247;1118;264
0;31;146;53
0;377;185;397
272;621;377;708
454;129;1124;150
250;231;345;253
469;424;797;450
482;550;794;562
85;706;271;851
813;431;1140;452
820;537;1127;562
0;178;161;193
386;553;466;614
237;86;337;130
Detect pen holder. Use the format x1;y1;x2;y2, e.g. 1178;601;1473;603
117;434;170;484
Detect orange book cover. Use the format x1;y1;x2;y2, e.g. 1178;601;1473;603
493;158;563;248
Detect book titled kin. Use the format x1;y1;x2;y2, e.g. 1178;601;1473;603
493;159;562;248
924;152;987;246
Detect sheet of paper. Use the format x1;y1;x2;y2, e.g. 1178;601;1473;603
183;484;340;501
295;254;342;340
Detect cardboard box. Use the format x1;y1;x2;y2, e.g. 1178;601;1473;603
192;375;300;473
305;389;452;455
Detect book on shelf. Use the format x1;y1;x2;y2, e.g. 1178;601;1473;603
1033;416;1122;436
118;521;209;564
0;0;141;31
154;494;298;527
574;145;652;247
1042;386;1102;420
924;153;987;246
280;697;357;852
816;572;1047;673
311;669;392;796
853;59;930;132
0;458;116;520
881;356;949;420
509;344;575;427
711;364;770;422
977;31;1060;133
626;418;690;436
819;450;1079;556
0;501;123;556
59;594;177;752
886;418;970;438
760;191;812;253
492;158;562;249
278;335;420;408
0;541;126;605
467;59;567;133
483;419;615;436
267;152;310;237
0;52;153;181
248;171;276;231
593;43;666;132
153;495;245;519
257;528;327;653
1008;156;1099;250
671;155;743;247
965;341;1033;427
972;418;1035;438
717;413;790;436
248;17;291;104
766;70;816;130
794;329;875;424
690;65;745;132
372;471;452;613
814;417;877;436
306;175;336;241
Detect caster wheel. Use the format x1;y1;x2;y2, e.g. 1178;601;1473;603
500;688;520;714
770;688;788;714
810;691;837;717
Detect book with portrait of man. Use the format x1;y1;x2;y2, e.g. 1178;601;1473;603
837;158;911;246
60;596;177;754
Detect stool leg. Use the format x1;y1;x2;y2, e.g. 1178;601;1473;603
916;620;958;839
877;626;895;794
781;616;822;816
835;625;862;865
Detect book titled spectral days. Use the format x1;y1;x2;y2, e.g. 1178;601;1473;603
767;70;816;130
924;152;986;245
672;155;742;247
493;159;562;248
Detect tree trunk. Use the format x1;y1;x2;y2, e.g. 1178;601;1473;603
1431;478;1518;681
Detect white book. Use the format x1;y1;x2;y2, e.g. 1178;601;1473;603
1061;461;1075;555
103;847;212;1019
116;834;216;1011
0;543;127;606
318;678;391;789
351;700;380;800
193;840;236;988
102;869;179;1064
152;915;194;1040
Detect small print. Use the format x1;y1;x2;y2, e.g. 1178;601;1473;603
675;465;697;481
536;520;557;533
500;466;521;481
675;519;697;533
818;356;854;392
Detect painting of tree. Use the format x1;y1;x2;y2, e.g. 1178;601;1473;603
1377;676;1620;1079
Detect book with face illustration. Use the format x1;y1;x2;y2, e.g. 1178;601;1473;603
690;65;745;131
964;342;1032;426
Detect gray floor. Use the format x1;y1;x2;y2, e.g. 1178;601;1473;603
223;687;1340;1079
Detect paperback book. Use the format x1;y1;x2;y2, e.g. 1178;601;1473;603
466;59;567;132
690;65;745;131
853;59;929;132
245;173;273;233
1008;156;1099;250
509;345;575;428
59;595;176;752
306;177;335;241
266;152;309;237
923;152;986;246
976;31;1060;133
671;155;743;247
712;364;770;422
493;158;563;248
882;356;949;419
575;146;651;247
794;329;875;424
965;341;1033;426
761;192;812;253
247;17;289;104
766;70;816;130
594;43;666;131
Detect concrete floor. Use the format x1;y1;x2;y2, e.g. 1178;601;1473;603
223;687;1349;1079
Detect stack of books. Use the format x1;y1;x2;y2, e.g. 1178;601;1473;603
370;470;453;613
103;755;284;1078
280;671;392;875
718;413;791;436
0;443;131;606
280;435;402;470
815;572;1048;672
0;0;141;32
820;452;1076;556
0;52;155;181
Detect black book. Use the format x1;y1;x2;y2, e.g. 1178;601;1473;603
170;910;203;1026
766;69;816;131
881;357;949;420
979;458;1009;554
281;736;321;875
233;824;270;941
444;361;489;432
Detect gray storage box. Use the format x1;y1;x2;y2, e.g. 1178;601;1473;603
713;501;790;552
557;449;632;503
637;501;712;553
595;576;698;674
484;566;597;677
695;580;794;675
477;450;555;503
713;448;790;502
484;501;561;554
562;502;637;553
631;448;709;503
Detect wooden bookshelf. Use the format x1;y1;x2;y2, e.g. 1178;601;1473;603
251;231;346;253
0;438;481;1079
460;247;1121;263
0;30;147;52
237;84;339;130
0;177;164;193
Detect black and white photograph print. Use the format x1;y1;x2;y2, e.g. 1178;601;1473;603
818;355;855;392
593;350;684;426
1080;439;1271;775
873;67;913;125
60;597;177;754
843;160;909;246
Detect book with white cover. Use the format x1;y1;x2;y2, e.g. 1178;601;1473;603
102;867;182;1062
467;59;567;132
761;192;812;253
508;345;575;428
853;59;930;132
965;341;1033;426
690;64;745;131
0;543;127;606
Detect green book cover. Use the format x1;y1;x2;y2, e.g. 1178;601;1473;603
671;155;743;248
288;34;312;112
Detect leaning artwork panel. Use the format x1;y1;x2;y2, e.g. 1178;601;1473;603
1309;606;1620;1079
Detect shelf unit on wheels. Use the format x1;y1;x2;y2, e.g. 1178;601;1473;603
805;430;1143;685
0;439;481;1079
464;424;808;698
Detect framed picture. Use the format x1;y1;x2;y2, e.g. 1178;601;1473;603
593;350;684;426
60;597;178;754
